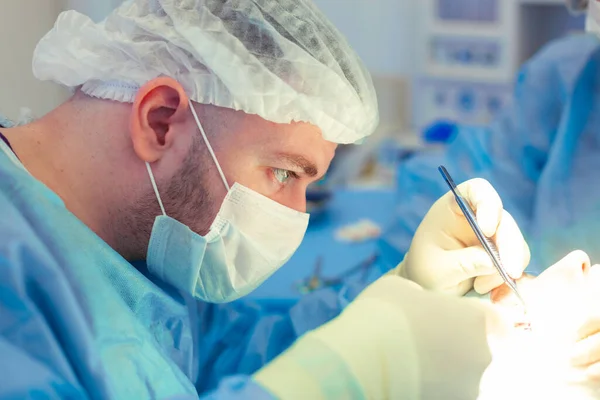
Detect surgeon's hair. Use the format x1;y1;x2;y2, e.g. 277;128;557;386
162;130;213;226
157;103;220;232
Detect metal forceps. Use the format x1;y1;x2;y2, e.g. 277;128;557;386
438;166;526;308
295;253;379;294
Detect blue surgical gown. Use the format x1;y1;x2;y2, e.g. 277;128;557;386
380;33;600;274
0;137;351;398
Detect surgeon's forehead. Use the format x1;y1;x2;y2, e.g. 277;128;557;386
239;114;334;154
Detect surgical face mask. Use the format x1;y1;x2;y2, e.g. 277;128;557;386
145;100;310;303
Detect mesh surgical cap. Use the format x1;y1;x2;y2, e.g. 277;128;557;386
32;0;379;144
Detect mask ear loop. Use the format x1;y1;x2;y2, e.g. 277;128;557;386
145;99;230;218
146;162;167;216
188;99;230;191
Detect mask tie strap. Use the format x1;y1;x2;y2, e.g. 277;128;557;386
188;99;230;191
146;162;167;216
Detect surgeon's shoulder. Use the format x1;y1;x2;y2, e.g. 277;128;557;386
527;33;600;71
0;189;54;271
515;33;599;95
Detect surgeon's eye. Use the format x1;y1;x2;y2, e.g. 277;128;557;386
272;168;299;185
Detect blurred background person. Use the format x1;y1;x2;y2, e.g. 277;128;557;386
380;0;600;279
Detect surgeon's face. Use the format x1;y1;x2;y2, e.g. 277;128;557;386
123;78;336;259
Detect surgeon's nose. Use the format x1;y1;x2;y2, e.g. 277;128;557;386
286;186;307;213
272;189;307;213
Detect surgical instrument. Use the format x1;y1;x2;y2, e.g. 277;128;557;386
438;165;527;308
295;253;379;294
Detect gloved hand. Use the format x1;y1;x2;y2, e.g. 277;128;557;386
254;275;510;399
394;178;530;296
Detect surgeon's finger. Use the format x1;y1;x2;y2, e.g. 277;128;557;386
494;210;530;279
572;332;600;367
473;273;504;294
453;178;503;238
445;246;498;283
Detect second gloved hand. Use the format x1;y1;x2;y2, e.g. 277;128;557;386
253;275;506;399
396;178;531;296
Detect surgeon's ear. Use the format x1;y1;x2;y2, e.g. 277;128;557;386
130;77;190;163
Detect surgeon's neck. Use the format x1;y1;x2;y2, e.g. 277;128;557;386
2;95;131;248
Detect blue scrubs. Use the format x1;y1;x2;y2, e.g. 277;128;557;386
0;131;349;398
380;33;600;274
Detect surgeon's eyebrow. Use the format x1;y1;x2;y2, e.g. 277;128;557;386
275;153;319;178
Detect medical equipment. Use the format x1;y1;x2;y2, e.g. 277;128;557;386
335;219;382;243
413;0;585;131
295;253;378;294
438;165;526;307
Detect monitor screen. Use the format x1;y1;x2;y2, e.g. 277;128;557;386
437;0;498;22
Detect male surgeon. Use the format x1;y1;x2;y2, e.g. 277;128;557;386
0;0;531;398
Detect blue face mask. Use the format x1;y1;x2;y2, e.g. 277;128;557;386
145;101;310;303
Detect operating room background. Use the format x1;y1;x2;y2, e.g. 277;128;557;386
0;0;416;134
0;0;588;299
0;0;583;138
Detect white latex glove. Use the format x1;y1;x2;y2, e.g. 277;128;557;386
254;275;507;399
396;178;530;296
